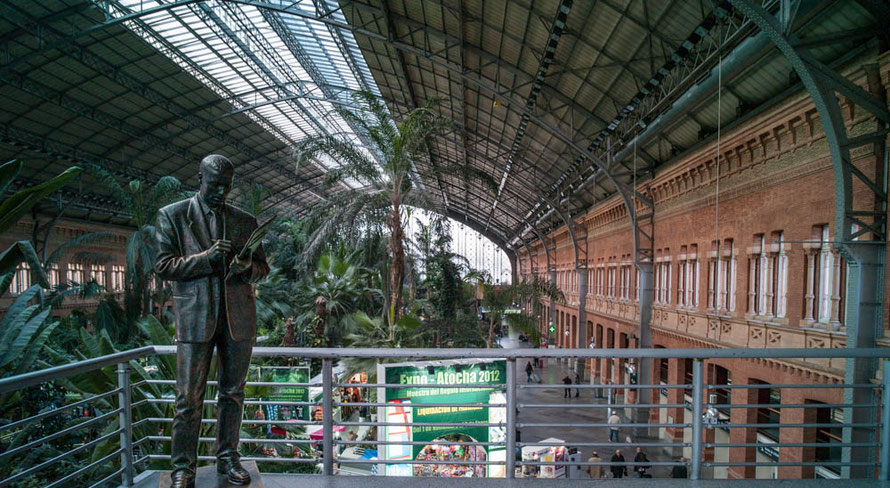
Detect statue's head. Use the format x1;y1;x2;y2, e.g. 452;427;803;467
198;154;235;209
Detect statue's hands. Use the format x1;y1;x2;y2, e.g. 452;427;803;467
208;239;232;264
230;254;252;277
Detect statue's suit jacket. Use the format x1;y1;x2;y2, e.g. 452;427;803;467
154;194;269;342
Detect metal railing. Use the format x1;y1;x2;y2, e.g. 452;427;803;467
0;346;887;486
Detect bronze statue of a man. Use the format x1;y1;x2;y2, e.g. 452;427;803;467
155;155;270;487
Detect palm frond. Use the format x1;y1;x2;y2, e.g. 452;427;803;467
0;159;22;201
293;136;381;187
71;252;115;265
46;231;116;266
146;175;187;219
83;164;132;210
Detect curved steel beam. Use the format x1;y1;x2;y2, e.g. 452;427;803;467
50;1;641;244
726;0;888;478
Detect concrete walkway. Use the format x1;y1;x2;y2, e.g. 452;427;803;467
499;332;677;479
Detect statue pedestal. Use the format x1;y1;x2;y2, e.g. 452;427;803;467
159;461;265;488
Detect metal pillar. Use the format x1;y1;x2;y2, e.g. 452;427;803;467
576;262;589;379
322;358;334;475
506;358;517;478
116;362;135;487
880;359;890;481
726;0;888;477
635;261;654;438
691;359;704;480
839;243;884;478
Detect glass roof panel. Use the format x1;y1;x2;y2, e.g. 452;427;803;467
112;0;384;181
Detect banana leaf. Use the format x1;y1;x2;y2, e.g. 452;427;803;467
0;240;49;289
0;166;81;234
0;159;22;199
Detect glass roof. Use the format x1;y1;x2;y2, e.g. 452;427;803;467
112;0;382;178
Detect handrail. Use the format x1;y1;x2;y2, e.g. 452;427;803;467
2;345;889;485
0;346;155;395
151;345;890;359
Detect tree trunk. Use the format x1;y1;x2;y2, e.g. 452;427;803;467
387;203;404;324
487;316;496;348
314;296;328;347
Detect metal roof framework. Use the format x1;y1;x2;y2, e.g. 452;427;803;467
0;0;882;248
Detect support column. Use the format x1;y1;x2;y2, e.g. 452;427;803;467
728;380;758;479
665;358;687;458
747;256;757;316
765;254;775;318
549;267;557;346
830;249;843;329
635;261;654;437
575;265;588;381
839;243;883;478
707;259;716;310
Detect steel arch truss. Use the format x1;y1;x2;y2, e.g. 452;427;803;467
727;0;889;479
727;0;889;243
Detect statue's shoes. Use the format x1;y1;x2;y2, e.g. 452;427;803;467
217;457;251;485
170;469;195;488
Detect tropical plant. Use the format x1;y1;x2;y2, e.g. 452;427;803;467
0;160;80;293
342;311;428;379
83;165;188;322
293;90;492;323
480;282;512;348
297;250;382;347
0;160;84;382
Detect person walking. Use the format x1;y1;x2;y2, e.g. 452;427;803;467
586;450;603;479
670;457;689;478
525;361;534;383
608;411;621;442
634;447;651;478
610;449;627;479
574;373;581;397
562;374;573;398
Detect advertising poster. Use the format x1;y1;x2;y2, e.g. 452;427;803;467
262;366;310;423
379;359;507;477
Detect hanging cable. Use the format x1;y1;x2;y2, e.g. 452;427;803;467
714;53;723;313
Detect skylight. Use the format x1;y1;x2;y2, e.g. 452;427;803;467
109;0;382;184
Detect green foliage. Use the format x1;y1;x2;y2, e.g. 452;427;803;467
84;164;188;321
506;313;543;348
0;160;81;234
343;311;428;379
0;286;59;377
293;91;480;322
0;240;48;291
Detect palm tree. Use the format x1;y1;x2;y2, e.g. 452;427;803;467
343;311;427;379
293;91;493;323
481;282;512;348
84;165;188;321
0;160;82;380
299;250;382;346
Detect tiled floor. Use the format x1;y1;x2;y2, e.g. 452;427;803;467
499;332;675;479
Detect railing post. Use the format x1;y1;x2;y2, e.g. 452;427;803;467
117;362;134;487
691;359;703;480
880;360;890;481
322;358;334;476
506;358;516;479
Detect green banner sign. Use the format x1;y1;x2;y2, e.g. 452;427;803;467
381;360;507;477
263;367;310;422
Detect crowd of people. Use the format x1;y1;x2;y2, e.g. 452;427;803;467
521;360;690;479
